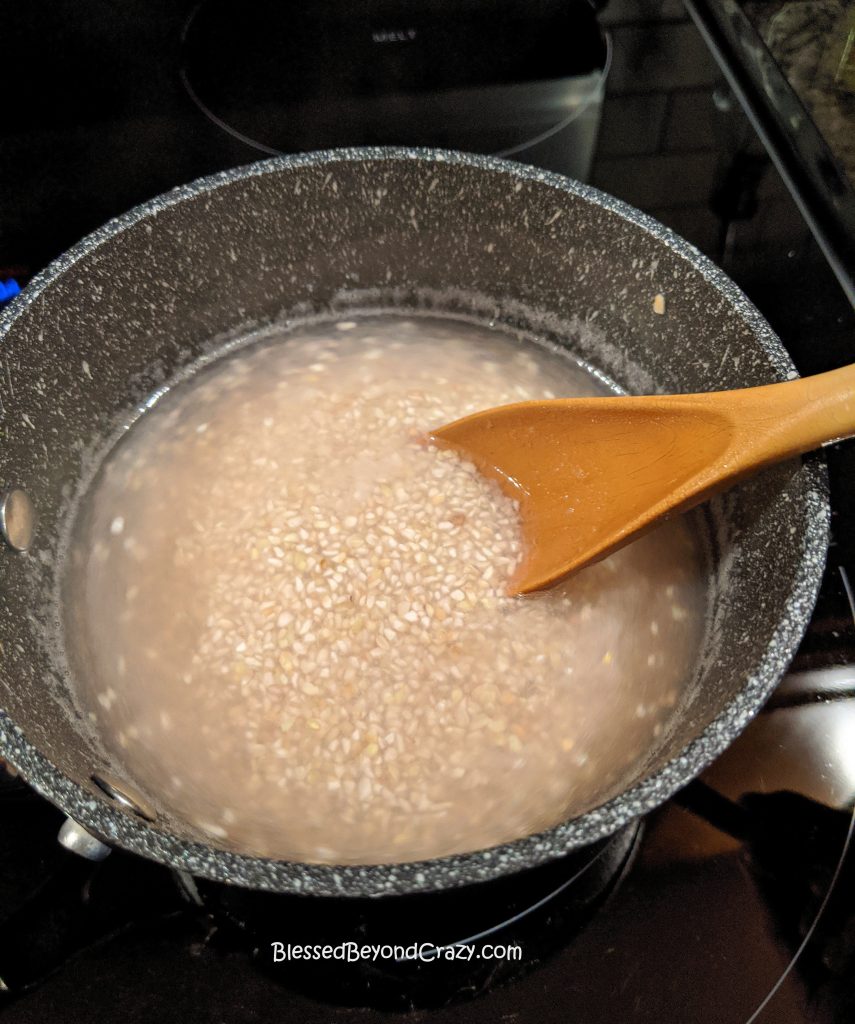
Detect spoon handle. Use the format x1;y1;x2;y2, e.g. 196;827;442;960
726;363;855;465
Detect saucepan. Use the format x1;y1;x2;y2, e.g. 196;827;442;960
0;148;828;897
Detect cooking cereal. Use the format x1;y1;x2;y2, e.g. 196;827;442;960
63;316;707;863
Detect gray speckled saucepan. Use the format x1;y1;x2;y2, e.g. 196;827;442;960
0;148;828;897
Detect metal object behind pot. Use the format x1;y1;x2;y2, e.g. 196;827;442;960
0;148;828;897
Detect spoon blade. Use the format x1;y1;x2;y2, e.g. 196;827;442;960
431;397;736;594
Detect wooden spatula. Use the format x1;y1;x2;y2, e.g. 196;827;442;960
430;364;855;595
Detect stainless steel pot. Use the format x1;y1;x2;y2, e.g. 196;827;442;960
0;148;828;897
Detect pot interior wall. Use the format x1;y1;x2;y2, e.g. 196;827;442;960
0;152;823;851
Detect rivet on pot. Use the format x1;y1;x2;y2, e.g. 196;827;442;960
91;772;157;821
0;486;36;552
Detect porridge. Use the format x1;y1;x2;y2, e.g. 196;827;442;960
63;315;707;863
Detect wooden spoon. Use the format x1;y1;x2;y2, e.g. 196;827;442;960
430;364;855;595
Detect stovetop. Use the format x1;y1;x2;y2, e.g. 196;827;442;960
1;1;855;1021
2;746;854;1022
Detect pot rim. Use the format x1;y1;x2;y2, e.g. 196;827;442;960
0;146;830;897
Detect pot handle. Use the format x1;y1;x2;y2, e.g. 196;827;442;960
57;817;112;861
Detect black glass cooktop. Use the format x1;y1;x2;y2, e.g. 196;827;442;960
2;748;854;1022
1;1;854;1021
